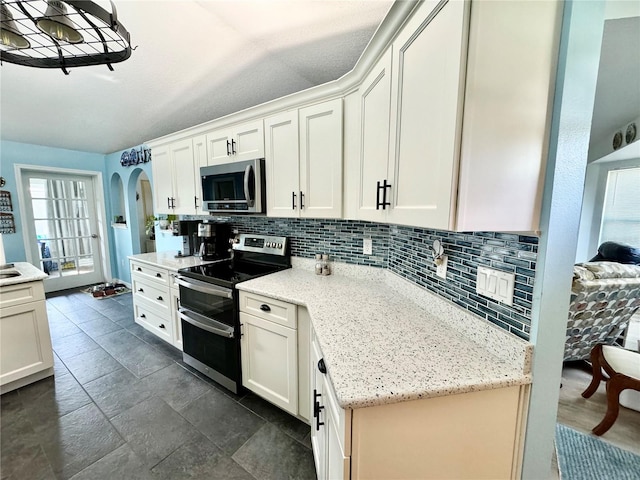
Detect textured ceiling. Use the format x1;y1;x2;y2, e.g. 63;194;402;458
0;0;393;154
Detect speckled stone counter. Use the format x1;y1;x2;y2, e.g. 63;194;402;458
0;262;48;287
237;264;532;410
127;252;215;271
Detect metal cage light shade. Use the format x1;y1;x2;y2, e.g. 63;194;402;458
36;0;83;43
0;0;132;74
0;2;30;48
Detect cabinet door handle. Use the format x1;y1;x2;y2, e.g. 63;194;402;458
137;288;144;293
292;191;297;210
167;197;172;209
231;139;236;155
300;191;305;209
382;180;391;210
194;196;199;209
159;324;166;329
226;140;231;156
315;395;325;431
318;358;327;374
259;304;271;312
157;296;163;301
376;181;381;210
172;197;176;209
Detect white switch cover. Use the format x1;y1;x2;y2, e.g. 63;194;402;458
363;237;373;255
436;255;448;279
476;266;515;306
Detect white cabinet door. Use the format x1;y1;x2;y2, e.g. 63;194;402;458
264;111;300;218
358;50;393;222
0;299;53;386
151;144;174;214
206;128;232;165
387;0;469;229
326;398;350;480
240;312;298;415
299;99;343;219
233;120;264;161
192;134;207;215
171;138;197;215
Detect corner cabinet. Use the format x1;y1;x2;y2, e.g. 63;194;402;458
265;99;343;219
357;0;469;229
150;135;207;215
205;120;264;165
239;291;310;422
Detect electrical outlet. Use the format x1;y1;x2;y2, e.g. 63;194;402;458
436;255;448;279
363;237;373;255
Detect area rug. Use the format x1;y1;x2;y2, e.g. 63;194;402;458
555;424;640;479
81;284;131;300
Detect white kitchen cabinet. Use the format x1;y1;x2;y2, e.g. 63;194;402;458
0;280;53;393
455;0;561;233
239;291;310;422
265;99;343;219
130;260;182;350
151;137;204;215
206;119;264;165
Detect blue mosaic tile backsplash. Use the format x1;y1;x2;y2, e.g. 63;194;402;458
181;215;537;339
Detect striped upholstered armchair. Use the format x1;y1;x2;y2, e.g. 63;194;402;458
564;262;640;362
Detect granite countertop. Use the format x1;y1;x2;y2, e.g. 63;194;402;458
237;266;532;410
0;262;48;287
128;252;216;271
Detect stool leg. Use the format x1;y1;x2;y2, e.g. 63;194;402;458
582;344;604;399
592;375;624;436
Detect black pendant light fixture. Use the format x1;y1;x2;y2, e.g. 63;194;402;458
0;0;131;74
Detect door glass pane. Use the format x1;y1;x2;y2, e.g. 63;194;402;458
600;167;640;246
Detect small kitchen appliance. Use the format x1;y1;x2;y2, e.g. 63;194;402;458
173;220;201;257
197;222;231;260
176;233;290;394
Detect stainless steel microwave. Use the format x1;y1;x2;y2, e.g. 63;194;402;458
200;158;265;214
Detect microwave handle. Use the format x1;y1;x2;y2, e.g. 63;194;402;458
244;164;255;207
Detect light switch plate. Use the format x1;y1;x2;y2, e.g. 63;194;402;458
476;266;515;306
436;255;448;279
363;237;373;255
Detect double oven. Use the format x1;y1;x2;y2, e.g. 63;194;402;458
175;234;290;393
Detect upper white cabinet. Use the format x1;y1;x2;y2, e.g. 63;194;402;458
455;0;561;232
151;136;206;215
265;99;343;219
356;0;469;229
206;120;264;165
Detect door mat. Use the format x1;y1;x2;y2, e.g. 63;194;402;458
555;423;640;480
82;283;131;299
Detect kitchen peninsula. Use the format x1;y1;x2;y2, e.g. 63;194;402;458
0;262;52;393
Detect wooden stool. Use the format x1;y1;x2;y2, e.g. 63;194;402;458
581;343;640;435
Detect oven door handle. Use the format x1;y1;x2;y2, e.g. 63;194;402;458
178;308;235;338
175;275;233;299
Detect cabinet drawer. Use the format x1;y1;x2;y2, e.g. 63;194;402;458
134;303;172;343
239;291;297;328
130;261;170;286
132;277;171;314
0;281;45;309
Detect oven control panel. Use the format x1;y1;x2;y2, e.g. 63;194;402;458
232;234;288;256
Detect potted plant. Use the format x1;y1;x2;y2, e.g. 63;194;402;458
145;215;157;239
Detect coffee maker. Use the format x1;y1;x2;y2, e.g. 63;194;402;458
173;221;201;257
197;222;231;260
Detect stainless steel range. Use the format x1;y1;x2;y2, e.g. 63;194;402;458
175;233;290;393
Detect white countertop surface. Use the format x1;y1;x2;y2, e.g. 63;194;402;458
128;252;215;271
0;262;48;287
237;265;532;410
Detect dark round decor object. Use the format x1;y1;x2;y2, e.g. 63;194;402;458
589;241;640;265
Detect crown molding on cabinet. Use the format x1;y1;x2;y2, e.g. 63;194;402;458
146;1;419;148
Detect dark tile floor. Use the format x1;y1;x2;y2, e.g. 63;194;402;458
1;289;316;480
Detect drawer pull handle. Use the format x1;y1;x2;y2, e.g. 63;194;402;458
137;288;144;293
157;296;163;301
139;314;146;319
156;273;162;278
159;324;166;329
136;267;142;271
318;358;327;374
259;304;271;312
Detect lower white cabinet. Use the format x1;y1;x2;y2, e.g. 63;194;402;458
0;280;53;393
130;260;182;350
239;291;309;422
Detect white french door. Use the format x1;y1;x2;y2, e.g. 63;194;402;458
20;170;104;291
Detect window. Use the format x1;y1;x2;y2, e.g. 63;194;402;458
599;166;640;246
